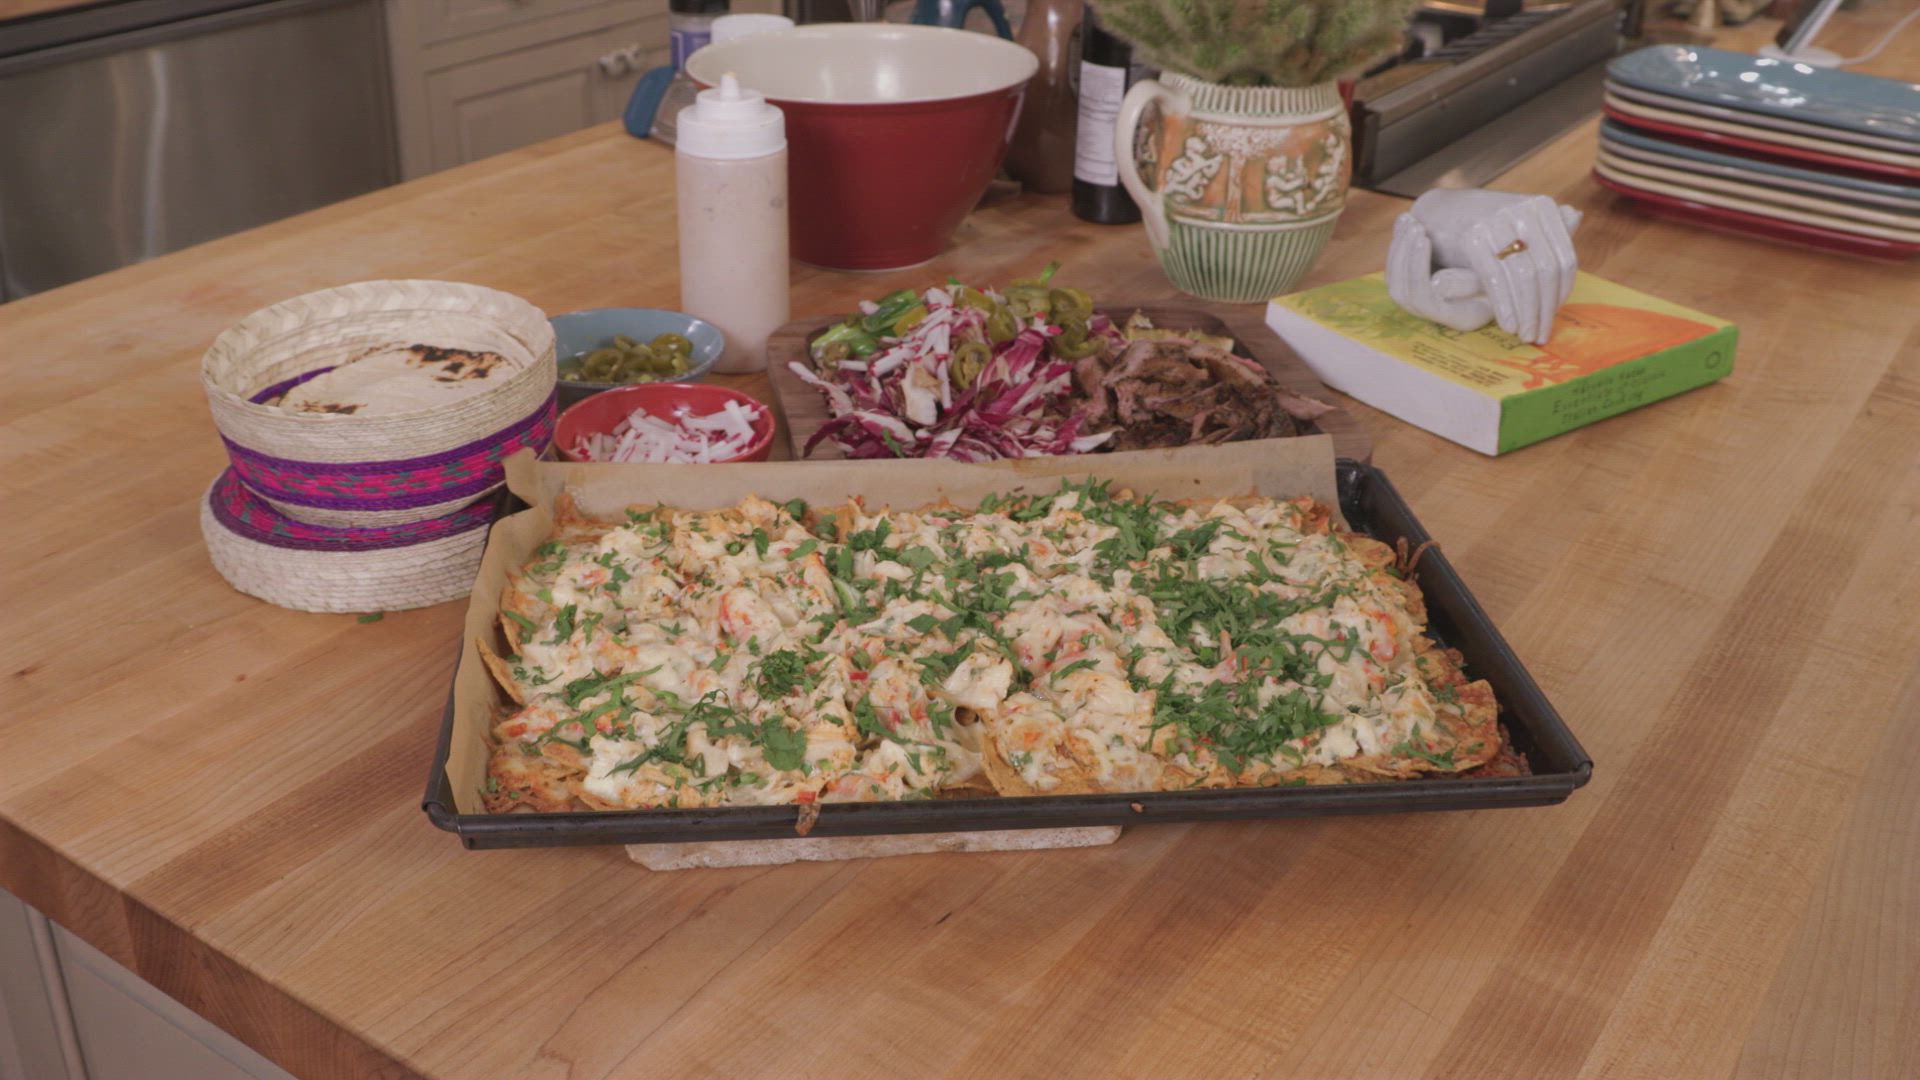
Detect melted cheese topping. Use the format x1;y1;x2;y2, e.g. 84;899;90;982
486;483;1487;811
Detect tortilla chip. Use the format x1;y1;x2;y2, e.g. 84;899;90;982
976;712;1101;798
827;504;864;545
499;574;548;653
477;639;527;705
1346;533;1427;622
1459;723;1531;778
937;775;998;798
484;746;578;813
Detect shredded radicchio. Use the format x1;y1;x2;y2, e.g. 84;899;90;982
793;286;1124;461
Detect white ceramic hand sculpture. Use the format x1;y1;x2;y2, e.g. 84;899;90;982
1386;189;1583;345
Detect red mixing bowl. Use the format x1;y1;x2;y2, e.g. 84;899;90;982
687;25;1038;271
555;383;775;464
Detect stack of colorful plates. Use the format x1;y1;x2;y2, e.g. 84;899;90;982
1598;45;1920;259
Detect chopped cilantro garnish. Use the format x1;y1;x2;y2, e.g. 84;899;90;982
546;604;577;643
918;641;975;686
853;697;901;743
754;648;814;699
848;518;892;552
1049;657;1099;684
894;545;939;569
759;721;809;771
1391;724;1457;768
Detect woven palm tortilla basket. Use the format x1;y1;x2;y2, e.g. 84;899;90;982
202;280;556;528
200;469;493;613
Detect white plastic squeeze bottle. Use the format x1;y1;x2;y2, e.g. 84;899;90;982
676;73;788;375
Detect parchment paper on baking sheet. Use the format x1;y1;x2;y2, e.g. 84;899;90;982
446;436;1340;815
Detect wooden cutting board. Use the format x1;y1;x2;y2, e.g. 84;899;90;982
763;300;1373;463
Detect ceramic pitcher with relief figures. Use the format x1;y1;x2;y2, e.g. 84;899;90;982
1115;74;1350;303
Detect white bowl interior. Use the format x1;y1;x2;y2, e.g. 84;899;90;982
686;25;1039;105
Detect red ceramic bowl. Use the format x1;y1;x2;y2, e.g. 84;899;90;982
688;25;1038;271
555;383;776;464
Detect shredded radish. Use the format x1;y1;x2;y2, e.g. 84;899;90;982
571;400;765;464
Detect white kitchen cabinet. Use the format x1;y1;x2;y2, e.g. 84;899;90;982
387;0;669;179
0;889;294;1080
408;0;625;47
0;889;80;1080
422;17;665;173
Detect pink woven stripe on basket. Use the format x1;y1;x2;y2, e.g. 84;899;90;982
222;392;554;511
207;469;497;551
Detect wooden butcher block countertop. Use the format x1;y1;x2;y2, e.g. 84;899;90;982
3;12;1917;1080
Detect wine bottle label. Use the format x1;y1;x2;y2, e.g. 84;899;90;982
1073;62;1129;187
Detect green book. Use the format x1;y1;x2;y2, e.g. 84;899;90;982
1265;272;1736;455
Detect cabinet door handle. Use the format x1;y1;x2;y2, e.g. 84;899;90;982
597;46;646;78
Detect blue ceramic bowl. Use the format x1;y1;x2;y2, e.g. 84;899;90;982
549;308;725;408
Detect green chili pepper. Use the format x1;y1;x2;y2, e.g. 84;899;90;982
1000;263;1063;321
985;307;1017;344
1003;285;1050;321
1048;314;1103;359
811;320;880;370
891;305;929;336
862;289;920;334
649;333;693;360
1051;332;1104;359
1049;287;1093;320
951;340;991;389
955;286;996;314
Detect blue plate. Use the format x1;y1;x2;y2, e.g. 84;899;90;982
1608;46;1920;147
1606;80;1919;154
1600;120;1920;207
549;308;726;408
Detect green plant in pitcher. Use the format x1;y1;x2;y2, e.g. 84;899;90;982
1091;0;1419;87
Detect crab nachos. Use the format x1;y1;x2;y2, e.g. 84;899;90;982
477;481;1518;813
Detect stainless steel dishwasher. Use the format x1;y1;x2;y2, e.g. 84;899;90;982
0;0;397;300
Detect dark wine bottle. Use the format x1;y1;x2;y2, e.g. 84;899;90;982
1071;5;1144;225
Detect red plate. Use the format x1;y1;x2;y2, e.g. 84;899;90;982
1594;171;1920;260
1602;106;1920;181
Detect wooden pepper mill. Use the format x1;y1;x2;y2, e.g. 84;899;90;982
1004;0;1082;194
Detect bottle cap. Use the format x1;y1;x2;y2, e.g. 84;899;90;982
670;0;728;15
711;13;794;45
676;73;786;160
